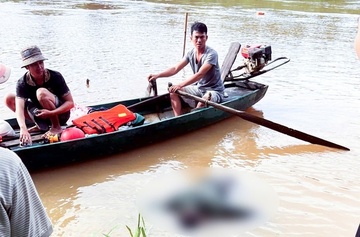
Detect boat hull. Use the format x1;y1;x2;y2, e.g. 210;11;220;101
4;81;268;171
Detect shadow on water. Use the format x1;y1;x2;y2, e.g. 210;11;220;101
211;107;333;166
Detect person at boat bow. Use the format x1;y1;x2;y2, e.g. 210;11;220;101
5;45;74;146
355;16;360;60
147;21;225;116
0;64;16;142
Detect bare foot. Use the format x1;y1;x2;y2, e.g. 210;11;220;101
196;92;212;109
41;128;63;139
48;128;63;135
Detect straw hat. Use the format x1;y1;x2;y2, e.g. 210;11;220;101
0;63;11;84
20;45;48;68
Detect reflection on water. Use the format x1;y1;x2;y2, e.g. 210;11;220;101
147;0;359;13
1;0;360;236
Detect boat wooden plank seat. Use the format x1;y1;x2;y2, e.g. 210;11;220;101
1;133;45;148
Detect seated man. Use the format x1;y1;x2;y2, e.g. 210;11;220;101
5;45;74;145
147;21;225;116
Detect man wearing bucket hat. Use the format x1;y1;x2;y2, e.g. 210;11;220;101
5;45;74;145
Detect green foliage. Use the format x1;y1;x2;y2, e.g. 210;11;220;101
126;213;147;237
102;214;147;237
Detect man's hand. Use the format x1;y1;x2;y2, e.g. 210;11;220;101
19;129;32;146
147;74;159;82
34;108;52;119
168;84;182;93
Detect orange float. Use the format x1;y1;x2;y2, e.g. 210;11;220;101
60;127;85;141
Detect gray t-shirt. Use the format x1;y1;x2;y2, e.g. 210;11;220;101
0;148;53;237
185;46;225;94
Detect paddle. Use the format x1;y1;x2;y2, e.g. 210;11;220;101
170;85;350;151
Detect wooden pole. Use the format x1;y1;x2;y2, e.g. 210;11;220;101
182;13;189;57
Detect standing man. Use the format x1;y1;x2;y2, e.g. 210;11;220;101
5;45;74;145
147;22;225;116
0;147;53;237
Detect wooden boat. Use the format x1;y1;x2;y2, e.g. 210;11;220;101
1;79;268;171
0;42;273;171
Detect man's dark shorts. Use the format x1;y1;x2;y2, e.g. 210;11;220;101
25;98;70;127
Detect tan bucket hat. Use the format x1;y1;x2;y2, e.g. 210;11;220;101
20;45;48;68
0;63;11;84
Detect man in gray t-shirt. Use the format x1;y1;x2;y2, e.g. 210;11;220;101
148;21;224;116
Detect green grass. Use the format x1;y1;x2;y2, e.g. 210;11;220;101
125;213;147;237
103;213;147;237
